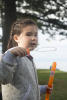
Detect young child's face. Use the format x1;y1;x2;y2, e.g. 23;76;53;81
14;25;38;51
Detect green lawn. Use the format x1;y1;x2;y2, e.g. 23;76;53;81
37;69;67;100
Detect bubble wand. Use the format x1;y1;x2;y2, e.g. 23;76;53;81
45;62;56;100
26;48;30;55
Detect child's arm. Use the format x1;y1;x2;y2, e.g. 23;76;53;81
0;50;17;84
39;85;47;95
0;47;27;84
39;85;53;95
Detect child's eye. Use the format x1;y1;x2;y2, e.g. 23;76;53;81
26;32;32;36
26;32;38;37
35;34;38;37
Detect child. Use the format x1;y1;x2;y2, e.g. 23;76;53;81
0;18;52;100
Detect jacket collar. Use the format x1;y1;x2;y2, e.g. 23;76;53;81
26;55;33;61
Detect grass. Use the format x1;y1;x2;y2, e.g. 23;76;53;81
37;69;67;100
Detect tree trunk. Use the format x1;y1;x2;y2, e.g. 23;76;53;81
2;0;17;52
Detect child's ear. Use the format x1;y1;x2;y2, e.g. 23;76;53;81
13;34;19;43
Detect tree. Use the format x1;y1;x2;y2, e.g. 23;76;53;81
1;0;17;52
0;0;67;52
0;0;2;27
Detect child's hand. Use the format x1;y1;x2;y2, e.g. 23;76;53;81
46;85;53;94
10;47;27;57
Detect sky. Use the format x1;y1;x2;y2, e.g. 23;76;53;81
31;31;67;72
0;28;67;72
0;28;2;36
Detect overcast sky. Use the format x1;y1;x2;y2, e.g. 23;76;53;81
0;28;2;36
31;31;67;72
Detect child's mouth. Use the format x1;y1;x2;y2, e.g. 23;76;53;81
31;43;36;47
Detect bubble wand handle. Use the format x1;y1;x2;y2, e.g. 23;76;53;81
26;48;30;55
45;62;56;100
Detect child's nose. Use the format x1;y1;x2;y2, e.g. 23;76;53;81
31;36;37;40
